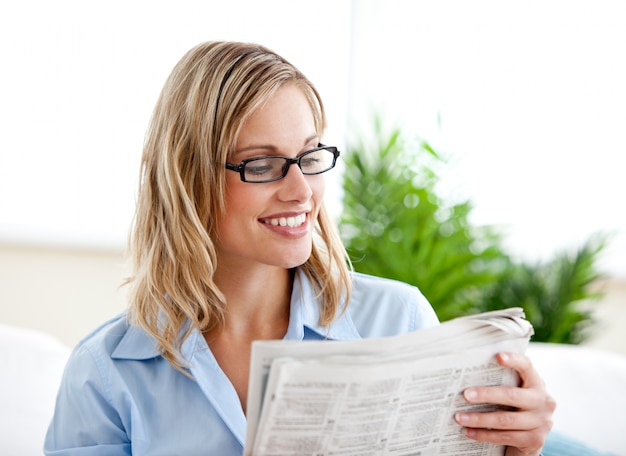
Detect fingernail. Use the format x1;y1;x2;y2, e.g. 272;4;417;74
465;428;477;437
464;389;478;401
500;352;510;362
455;412;469;423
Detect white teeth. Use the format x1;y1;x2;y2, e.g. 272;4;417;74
264;214;306;227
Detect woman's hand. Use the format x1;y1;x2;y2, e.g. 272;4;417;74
454;352;556;456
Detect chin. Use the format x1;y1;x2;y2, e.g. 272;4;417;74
277;257;310;270
276;249;312;270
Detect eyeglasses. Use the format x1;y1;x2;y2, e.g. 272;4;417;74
225;144;340;183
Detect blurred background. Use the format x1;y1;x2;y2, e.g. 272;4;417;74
1;0;625;352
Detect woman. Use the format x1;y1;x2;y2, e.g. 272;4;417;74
45;41;555;455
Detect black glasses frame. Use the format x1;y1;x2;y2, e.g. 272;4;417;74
225;144;340;183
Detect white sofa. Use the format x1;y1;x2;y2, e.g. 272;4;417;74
527;342;626;455
1;324;625;455
0;324;70;455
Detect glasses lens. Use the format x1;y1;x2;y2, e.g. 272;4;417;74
243;157;286;182
300;148;336;175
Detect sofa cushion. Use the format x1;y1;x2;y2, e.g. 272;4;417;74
0;324;70;455
528;342;626;455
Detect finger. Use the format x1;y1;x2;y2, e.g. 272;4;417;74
462;428;544;455
462;383;544;410
455;409;538;431
496;352;543;388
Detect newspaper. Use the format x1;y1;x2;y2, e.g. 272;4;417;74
244;307;533;456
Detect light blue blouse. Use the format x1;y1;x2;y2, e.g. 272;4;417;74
44;270;439;455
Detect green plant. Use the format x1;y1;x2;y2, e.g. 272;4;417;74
340;122;608;343
340;121;508;322
477;234;608;343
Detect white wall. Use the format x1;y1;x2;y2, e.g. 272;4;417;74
0;244;128;347
0;0;351;249
349;0;626;278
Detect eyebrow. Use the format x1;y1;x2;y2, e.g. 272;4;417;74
235;134;319;155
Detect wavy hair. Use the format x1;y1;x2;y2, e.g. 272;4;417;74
125;41;352;371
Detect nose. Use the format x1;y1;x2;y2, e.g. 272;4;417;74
278;161;314;202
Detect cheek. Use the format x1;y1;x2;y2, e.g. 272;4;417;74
220;179;258;229
311;175;326;201
304;177;326;225
223;174;264;208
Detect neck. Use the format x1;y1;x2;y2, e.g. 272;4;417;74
210;264;293;340
205;264;294;414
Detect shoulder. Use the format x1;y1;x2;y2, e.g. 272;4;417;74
45;315;142;452
63;313;159;381
72;313;132;359
60;315;131;382
346;272;440;338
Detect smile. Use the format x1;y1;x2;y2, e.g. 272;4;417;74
262;214;307;228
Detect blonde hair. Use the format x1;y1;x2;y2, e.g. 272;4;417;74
126;41;352;370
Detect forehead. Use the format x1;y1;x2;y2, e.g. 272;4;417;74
235;83;317;151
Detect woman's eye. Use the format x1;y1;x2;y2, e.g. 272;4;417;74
300;150;326;171
247;164;274;176
300;157;319;168
246;158;281;176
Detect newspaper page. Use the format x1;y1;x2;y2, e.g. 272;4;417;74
244;308;533;456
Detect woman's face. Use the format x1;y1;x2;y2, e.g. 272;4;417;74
216;82;325;271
